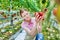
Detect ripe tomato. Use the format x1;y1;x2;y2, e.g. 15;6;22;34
38;12;44;17
53;8;57;16
4;15;7;18
53;6;60;23
35;12;44;19
12;14;16;17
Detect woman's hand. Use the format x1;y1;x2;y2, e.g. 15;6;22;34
35;12;44;24
35;12;44;33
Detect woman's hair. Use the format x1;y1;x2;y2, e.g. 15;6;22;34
20;8;28;17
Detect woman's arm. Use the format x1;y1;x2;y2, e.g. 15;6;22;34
22;24;37;37
35;13;43;33
37;23;42;33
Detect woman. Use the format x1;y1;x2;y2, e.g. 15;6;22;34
20;9;44;40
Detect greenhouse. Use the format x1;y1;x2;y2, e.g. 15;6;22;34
0;0;60;40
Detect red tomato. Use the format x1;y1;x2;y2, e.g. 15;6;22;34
35;12;44;19
39;12;44;17
14;14;16;16
4;15;7;18
53;8;57;16
12;14;16;17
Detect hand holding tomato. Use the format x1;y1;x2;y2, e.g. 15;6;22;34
35;12;44;23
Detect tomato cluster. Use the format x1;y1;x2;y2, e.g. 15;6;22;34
12;14;16;17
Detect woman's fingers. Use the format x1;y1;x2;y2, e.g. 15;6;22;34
37;16;44;23
36;15;39;19
35;14;39;22
35;12;38;17
35;12;44;23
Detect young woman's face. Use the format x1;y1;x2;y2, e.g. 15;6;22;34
21;11;31;21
